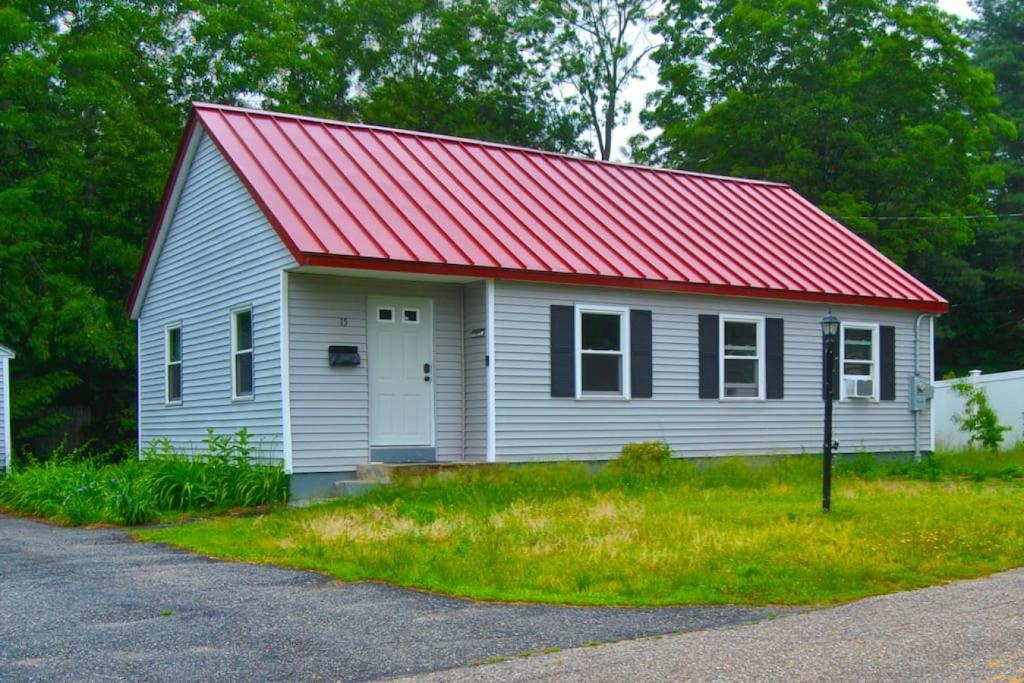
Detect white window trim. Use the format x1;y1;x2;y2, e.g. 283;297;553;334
402;307;421;324
839;321;880;402
165;322;182;406
231;305;255;401
376;306;395;323
719;314;765;401
574;304;631;400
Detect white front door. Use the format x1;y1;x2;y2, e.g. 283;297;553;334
367;296;434;446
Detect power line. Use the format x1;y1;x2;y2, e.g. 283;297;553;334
832;212;1024;221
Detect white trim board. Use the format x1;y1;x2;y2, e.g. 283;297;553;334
279;270;293;473
485;279;496;462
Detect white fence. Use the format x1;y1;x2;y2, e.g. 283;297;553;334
933;369;1024;449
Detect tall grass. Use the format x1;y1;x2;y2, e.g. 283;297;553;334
0;429;288;525
140;445;1024;607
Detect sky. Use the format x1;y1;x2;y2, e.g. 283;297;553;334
612;0;976;160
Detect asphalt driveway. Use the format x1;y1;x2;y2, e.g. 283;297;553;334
0;514;791;682
406;568;1024;682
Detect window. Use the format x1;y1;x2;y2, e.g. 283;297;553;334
232;308;254;399
841;324;877;399
402;308;419;323
377;307;395;322
576;306;630;397
721;316;763;399
165;325;182;405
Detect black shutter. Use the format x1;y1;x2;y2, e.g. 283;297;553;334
765;318;784;399
879;325;896;401
630;309;653;398
550;305;575;397
698;314;719;399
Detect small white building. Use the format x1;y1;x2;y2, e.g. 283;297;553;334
933;369;1024;449
0;344;14;471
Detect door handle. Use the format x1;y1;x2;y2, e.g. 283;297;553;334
423;363;431;374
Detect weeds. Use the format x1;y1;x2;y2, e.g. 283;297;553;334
140;445;1024;607
0;429;288;525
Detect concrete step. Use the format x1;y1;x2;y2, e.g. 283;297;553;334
356;461;487;483
330;480;388;498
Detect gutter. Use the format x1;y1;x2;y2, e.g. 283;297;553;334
912;312;938;462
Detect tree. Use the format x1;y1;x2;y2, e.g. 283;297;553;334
934;0;1024;373
550;0;657;159
644;0;1013;376
0;1;184;448
0;0;585;455
177;0;583;152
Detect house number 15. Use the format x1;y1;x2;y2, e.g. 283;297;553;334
339;317;349;327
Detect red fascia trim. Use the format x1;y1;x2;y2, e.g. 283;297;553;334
300;253;949;313
126;113;200;315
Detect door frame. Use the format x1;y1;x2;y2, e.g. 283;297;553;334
366;295;436;448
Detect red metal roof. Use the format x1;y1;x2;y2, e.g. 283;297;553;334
130;103;948;314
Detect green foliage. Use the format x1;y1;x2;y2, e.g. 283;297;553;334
0;0;583;453
937;0;1024;374
546;0;657;159
140;446;1024;607
951;379;1011;449
0;429;288;525
646;0;1008;260
606;440;674;478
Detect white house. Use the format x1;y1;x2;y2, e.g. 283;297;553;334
129;103;947;498
0;344;14;471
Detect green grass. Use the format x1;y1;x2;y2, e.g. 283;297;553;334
0;431;288;525
137;447;1024;607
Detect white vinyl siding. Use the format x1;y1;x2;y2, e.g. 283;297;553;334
286;273;465;473
493;280;931;461
137;132;294;459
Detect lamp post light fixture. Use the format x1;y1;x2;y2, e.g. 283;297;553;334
820;309;840;512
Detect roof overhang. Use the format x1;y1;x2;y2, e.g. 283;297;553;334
298;252;948;313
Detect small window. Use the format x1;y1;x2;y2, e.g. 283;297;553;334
402;308;419;323
721;317;762;398
577;307;629;397
166;325;182;404
232;308;254;399
377;307;395;322
841;324;877;398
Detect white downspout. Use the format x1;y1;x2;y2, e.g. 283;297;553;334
913;312;934;462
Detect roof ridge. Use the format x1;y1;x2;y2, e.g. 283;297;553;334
190;101;790;188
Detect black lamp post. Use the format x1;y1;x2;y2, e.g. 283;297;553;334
820;309;840;512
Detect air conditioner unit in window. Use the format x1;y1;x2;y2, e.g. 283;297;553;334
845;378;874;399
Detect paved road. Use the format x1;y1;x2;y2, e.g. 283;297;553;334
0;514;791;682
408;568;1024;682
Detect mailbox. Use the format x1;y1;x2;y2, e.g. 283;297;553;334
328;345;361;367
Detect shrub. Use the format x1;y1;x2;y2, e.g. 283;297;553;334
607;441;674;478
0;428;288;525
952;379;1011;450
